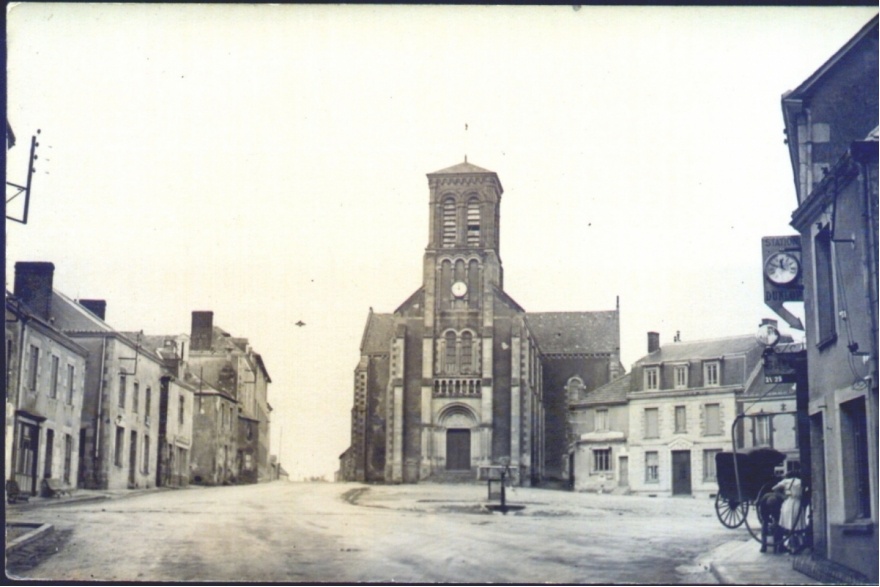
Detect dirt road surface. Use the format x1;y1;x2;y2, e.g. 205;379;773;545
6;481;744;583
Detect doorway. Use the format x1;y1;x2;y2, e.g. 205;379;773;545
129;431;138;486
15;421;40;495
44;428;55;479
446;429;471;471
671;450;692;495
618;456;629;487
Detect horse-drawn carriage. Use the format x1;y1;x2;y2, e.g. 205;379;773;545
714;448;787;541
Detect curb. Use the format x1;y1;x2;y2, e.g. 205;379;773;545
6;523;54;554
8;494;110;511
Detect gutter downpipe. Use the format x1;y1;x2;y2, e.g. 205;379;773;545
94;336;107;474
855;144;879;391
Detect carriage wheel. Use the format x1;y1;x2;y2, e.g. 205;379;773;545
715;493;748;528
743;502;763;542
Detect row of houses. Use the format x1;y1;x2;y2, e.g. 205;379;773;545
5;261;276;497
569;331;799;498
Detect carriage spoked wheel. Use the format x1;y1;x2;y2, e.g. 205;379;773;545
715;493;748;528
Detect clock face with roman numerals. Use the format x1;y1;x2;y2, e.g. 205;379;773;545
451;281;467;298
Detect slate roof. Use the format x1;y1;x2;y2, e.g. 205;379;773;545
578;373;632;406
526;311;619;355
6;291;89;356
428;161;495;175
51;291;164;362
360;310;394;354
51;289;116;334
635;334;758;366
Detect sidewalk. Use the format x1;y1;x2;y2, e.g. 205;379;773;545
6;485;180;512
707;538;824;585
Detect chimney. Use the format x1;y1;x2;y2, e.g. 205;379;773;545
79;299;106;321
648;332;660;354
14;262;55;320
191;311;214;351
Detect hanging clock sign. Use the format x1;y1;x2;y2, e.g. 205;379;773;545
761;235;805;331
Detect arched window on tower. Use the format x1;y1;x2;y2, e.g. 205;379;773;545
565;376;586;404
445;331;457;373
460;332;473;374
442;197;456;248
466;197;480;247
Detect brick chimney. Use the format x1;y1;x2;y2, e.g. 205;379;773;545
14;262;55;320
191;311;214;351
648;332;660;354
79;299;107;321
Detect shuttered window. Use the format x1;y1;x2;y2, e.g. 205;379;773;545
442;198;456;247
466;198;480;247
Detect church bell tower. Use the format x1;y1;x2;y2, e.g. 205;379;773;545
416;160;506;480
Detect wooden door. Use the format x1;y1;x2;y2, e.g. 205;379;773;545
129;431;138;486
446;429;471;471
672;450;692;495
618;456;629;486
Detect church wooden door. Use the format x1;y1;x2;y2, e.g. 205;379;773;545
446;429;471;471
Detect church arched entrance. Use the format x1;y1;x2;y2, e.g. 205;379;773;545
446;429;471;470
437;403;478;473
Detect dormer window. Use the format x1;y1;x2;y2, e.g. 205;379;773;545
644;367;659;390
674;364;688;389
704;361;720;387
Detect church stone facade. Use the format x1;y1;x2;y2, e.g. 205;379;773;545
340;161;622;485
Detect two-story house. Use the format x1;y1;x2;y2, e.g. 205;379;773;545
6;263;88;496
137;333;196;487
627;332;766;498
569;373;631;492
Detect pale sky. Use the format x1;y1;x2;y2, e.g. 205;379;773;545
6;4;878;480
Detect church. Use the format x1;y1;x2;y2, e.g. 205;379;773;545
339;161;623;485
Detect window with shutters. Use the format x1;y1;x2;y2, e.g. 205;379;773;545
703;449;721;481
118;374;127;409
133;382;140;413
66;365;75;404
674;406;687;433
142;435;150;474
466;198;480;247
179;394;185;426
63;434;73;484
594;409;609;432
814;226;837;346
114;426;125;467
644;408;659;439
705;403;721;436
27;345;39;392
50;355;59;398
442;197;456;248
